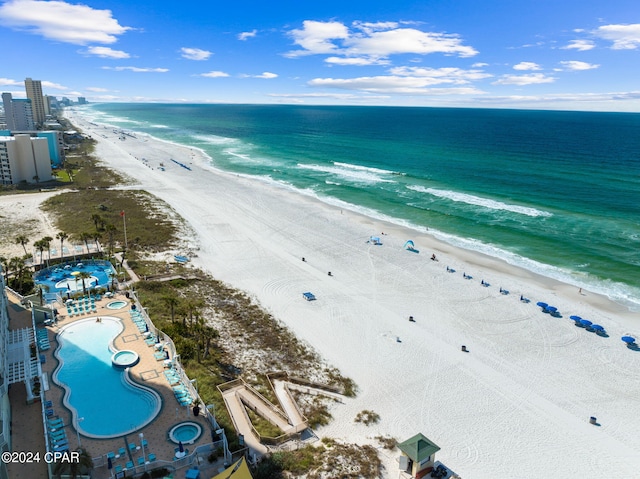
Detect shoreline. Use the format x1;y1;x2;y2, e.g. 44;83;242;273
62;109;640;478
75;107;640;314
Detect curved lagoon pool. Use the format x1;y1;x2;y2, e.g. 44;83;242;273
54;318;161;438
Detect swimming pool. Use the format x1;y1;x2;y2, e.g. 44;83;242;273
53;317;161;438
34;260;117;302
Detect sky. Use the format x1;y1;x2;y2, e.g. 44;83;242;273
1;0;639;111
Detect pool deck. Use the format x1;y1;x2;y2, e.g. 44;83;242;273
8;293;229;479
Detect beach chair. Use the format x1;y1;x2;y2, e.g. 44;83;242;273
107;451;116;460
148;453;156;462
125;461;134;470
128;442;137;452
154;351;166;361
137;457;145;465
117;447;126;458
115;465;123;474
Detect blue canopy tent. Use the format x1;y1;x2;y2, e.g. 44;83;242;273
302;292;316;301
403;240;419;253
369;236;382;245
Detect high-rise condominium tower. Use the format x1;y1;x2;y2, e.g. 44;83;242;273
24;77;45;126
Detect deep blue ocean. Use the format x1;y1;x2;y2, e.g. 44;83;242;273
80;104;640;310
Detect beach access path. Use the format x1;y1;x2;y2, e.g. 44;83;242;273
65;110;640;479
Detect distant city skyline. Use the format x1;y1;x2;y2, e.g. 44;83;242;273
1;0;639;111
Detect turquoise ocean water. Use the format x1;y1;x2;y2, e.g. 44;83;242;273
80;104;640;310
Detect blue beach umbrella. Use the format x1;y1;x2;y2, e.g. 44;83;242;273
546;306;557;313
591;325;604;332
569;315;582;321
580;319;592;327
621;336;636;344
536;302;548;308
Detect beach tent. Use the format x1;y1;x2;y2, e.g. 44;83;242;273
369;236;382;245
211;457;254;479
404;240;419;253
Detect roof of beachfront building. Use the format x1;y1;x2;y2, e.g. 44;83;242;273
398;433;441;462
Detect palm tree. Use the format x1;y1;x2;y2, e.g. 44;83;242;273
33;240;46;266
15;235;29;256
53;447;93;479
90;213;103;231
77;271;92;295
79;232;92;253
163;295;180;322
56;231;69;260
9;256;25;292
91;231;102;253
41;236;53;265
104;224;117;258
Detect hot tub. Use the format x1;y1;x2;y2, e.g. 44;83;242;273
169;422;203;445
106;300;127;310
111;350;139;368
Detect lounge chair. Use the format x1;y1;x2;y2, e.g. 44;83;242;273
125;461;134;469
137;457;145;465
148;453;156;462
128;443;136;452
115;465;123;473
117;447;126;458
107;451;116;460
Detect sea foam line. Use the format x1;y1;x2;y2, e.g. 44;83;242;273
333;161;396;175
297;163;394;184
407;185;552;217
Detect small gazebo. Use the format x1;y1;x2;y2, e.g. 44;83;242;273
398;433;441;478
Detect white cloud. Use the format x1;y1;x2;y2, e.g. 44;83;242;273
493;73;556;85
180;47;212;61
238;29;257;41
0;78;23;86
239;72;278;79
286;20;349;57
559;60;599;71
472;62;489;68
84;46;130;59
308;75;484;95
102;66;169;73
86;87;109;92
41;80;68;90
389;66;492;83
513;62;541;71
325;56;390;66
561;39;595;51
198;71;230;78
0;0;130;45
254;72;278;79
285;20;477;60
594;23;640;49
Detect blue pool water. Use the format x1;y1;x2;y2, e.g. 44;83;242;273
53;317;161;438
34;260;116;302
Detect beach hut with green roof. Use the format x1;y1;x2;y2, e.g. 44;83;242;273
397;433;441;478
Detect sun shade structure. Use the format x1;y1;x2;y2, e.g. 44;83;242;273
211;457;254;479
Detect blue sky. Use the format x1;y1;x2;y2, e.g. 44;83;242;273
1;0;639;110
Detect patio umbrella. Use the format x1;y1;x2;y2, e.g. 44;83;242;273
144;323;149;332
165;350;170;360
107;457;113;470
621;336;636;344
178;441;184;453
569;315;582;321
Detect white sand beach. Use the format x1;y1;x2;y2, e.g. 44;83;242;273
62;110;640;478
